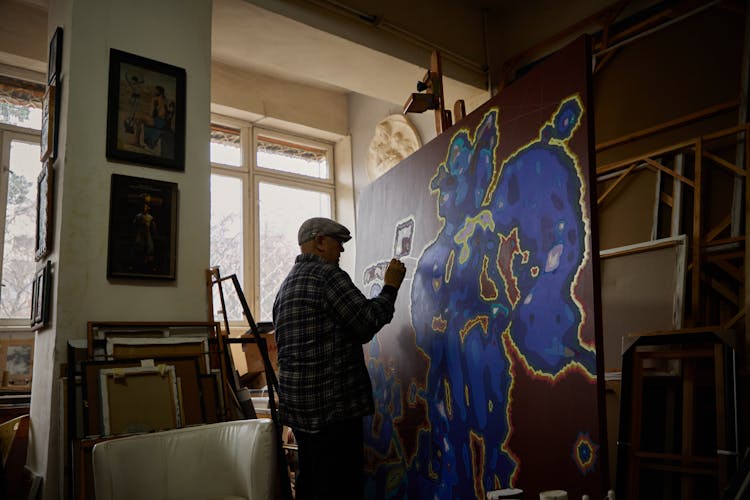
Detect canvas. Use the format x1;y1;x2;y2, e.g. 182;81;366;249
356;36;604;499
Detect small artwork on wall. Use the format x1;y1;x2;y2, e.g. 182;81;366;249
40;84;56;162
35;161;54;261
106;49;186;170
107;174;178;280
48;26;63;84
0;337;34;390
30;260;52;331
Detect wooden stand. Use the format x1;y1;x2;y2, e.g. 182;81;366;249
403;50;454;135
616;328;740;499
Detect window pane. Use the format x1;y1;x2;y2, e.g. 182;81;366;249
210;125;241;167
0;76;43;129
258;182;331;321
1;140;41;319
210;174;244;321
256;135;329;179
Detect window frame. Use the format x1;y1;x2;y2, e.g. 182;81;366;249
210;114;337;323
0;123;42;327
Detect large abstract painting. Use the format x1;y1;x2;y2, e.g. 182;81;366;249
356;37;605;499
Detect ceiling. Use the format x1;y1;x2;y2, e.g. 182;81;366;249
211;0;491;107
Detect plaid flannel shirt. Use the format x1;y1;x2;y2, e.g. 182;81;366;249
273;253;398;432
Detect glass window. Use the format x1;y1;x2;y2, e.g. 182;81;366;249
210;125;242;167
257;182;331;321
256;134;329;179
210;120;336;325
210;174;244;321
0;76;44;129
0;139;41;319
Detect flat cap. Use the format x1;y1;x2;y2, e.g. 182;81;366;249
298;217;352;245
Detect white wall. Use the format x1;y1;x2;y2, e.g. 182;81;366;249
348;91;436;207
212;61;348;136
28;1;212;498
0;0;47;73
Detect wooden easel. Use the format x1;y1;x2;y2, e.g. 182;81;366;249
403;50;466;135
207;267;294;500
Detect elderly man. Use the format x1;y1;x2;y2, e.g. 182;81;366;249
273;217;406;500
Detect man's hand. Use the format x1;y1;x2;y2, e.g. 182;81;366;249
384;258;406;289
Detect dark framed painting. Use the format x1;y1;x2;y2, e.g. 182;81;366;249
48;26;63;84
107;174;178;280
35;161;53;261
106;49;186;170
30;260;52;331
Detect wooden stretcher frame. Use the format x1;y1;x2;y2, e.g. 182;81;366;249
86;321;219;357
99;365;180;436
82;356;205;437
597;123;748;329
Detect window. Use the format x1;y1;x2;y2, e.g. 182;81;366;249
0;76;43;324
210;121;335;323
0;76;43;129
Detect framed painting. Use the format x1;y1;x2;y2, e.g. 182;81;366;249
30;260;52;331
106;174;178;280
48;27;63;84
0;337;34;390
35;161;54;261
106;49;186;170
40;84;56;162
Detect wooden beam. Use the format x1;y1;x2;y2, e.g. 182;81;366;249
707;277;739;305
706;250;745;262
661;191;674;207
597;139;697;174
702;236;746;247
710;259;742;281
703;150;746;177
672;153;685;237
597;163;637;205
593;49;617;75
595;99;739;152
644;158;695;188
724;307;746;329
691;138;703;325
714;344;728;489
704;216;732;243
702;122;749;141
597;123;749;176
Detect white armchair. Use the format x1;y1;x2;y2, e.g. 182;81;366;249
92;418;277;500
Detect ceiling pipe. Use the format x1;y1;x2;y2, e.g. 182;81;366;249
306;0;486;78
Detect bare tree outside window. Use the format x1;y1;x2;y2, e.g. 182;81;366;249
210;123;335;324
0;140;41;319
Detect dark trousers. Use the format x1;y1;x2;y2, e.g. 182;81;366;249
293;417;364;500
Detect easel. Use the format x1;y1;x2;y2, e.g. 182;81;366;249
403;49;466;135
207;267;294;500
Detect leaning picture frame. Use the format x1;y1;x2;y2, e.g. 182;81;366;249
106;48;186;170
30;260;52;331
107;174;178;280
35;161;54;261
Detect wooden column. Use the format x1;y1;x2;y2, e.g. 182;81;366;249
691;139;703;325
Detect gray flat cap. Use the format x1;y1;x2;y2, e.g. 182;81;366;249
298;217;352;245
